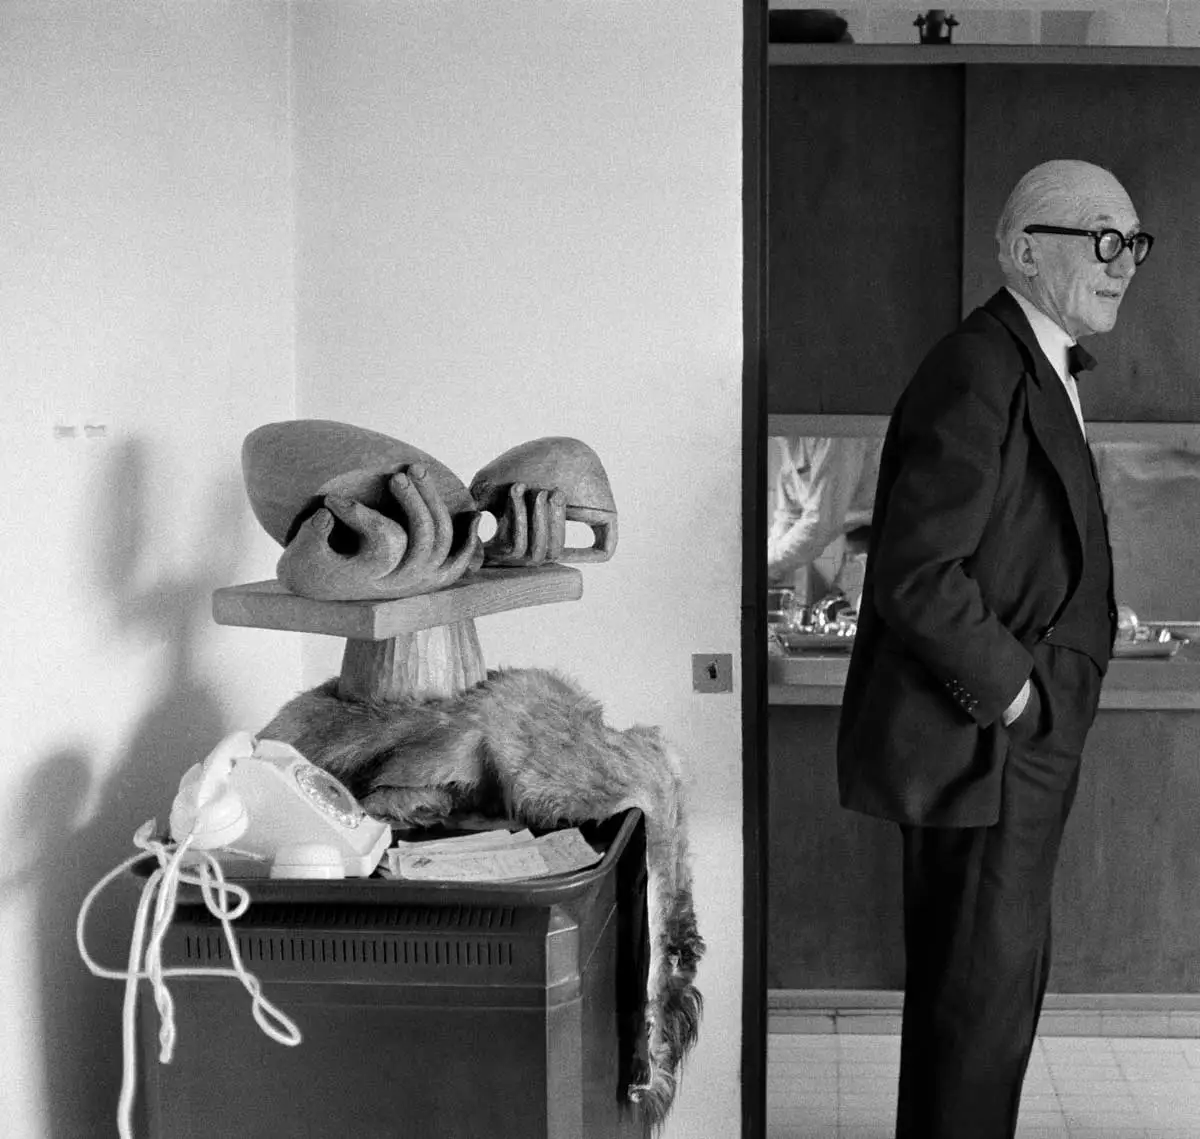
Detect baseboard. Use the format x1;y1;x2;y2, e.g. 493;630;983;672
768;989;1200;1038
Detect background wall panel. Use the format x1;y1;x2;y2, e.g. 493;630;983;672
768;65;964;414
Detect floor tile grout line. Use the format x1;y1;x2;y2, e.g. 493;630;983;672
1033;1038;1065;1111
767;1033;1200;1138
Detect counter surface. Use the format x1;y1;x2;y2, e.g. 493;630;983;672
769;642;1200;709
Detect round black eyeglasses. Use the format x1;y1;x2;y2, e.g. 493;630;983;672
1023;225;1154;265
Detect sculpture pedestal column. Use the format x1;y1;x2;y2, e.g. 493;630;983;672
338;621;487;702
212;564;584;704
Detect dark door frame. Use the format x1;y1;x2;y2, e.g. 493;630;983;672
741;2;768;1137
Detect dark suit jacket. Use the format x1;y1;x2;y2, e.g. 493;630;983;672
837;288;1113;827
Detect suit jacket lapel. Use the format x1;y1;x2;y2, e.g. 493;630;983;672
982;290;1091;551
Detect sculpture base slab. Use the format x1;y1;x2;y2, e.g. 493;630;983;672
212;565;583;702
212;565;583;640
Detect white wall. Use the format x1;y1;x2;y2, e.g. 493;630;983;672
0;2;745;1135
290;2;745;1135
0;4;299;1136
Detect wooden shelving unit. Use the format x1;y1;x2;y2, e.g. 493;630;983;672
769;43;1200;67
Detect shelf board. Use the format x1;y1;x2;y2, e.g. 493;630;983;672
768;650;1200;710
766;416;1200;447
212;564;583;640
770;43;1200;67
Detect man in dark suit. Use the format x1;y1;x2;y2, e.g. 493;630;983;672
836;159;1153;1138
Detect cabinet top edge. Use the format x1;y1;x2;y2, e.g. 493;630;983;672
769;44;1200;67
767;416;1200;444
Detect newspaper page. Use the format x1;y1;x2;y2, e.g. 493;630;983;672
382;826;602;882
390;829;535;854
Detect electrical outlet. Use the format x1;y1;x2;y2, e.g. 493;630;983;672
692;653;733;694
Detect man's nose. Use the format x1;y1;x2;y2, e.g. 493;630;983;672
1108;248;1137;279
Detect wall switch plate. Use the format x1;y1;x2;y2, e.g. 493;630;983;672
692;653;733;693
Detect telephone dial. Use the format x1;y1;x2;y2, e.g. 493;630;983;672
169;730;390;878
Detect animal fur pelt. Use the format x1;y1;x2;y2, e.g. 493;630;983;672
260;666;704;1127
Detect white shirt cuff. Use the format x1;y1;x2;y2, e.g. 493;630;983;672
1001;678;1032;726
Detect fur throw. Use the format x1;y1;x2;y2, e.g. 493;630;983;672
261;666;704;1127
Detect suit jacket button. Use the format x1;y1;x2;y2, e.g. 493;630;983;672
1041;624;1056;641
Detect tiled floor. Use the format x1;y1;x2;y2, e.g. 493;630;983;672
768;1033;1200;1138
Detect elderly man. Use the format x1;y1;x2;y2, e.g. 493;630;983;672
837;160;1152;1138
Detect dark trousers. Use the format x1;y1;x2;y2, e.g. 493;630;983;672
895;644;1103;1139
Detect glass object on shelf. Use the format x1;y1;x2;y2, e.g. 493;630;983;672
810;591;857;633
768;586;798;628
772;588;858;653
914;10;959;45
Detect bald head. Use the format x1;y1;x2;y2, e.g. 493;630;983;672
996;160;1132;278
995;159;1142;339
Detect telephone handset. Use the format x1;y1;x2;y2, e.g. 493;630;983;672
169;730;254;850
169;731;390;878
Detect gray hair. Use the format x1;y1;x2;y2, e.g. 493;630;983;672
995;159;1118;275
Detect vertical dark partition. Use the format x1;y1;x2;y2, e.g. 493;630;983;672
741;2;768;1138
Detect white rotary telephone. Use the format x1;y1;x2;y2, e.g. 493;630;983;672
169;730;391;879
78;731;394;1139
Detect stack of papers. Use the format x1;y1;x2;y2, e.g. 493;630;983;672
380;826;602;882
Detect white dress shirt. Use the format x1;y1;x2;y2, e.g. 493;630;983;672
1005;286;1087;437
997;287;1091;726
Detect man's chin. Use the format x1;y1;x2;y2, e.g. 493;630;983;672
1083;310;1120;336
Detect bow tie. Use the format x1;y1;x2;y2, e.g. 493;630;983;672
1067;343;1097;377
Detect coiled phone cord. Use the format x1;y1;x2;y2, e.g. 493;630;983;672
76;820;303;1139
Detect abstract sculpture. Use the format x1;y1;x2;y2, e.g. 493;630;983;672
242;420;618;601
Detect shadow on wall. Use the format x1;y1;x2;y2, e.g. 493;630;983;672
19;437;248;1137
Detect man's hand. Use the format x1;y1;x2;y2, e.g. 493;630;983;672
277;464;482;600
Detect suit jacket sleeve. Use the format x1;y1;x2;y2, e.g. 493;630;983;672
871;331;1033;727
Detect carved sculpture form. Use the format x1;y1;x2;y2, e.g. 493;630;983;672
232;419;703;1127
471;436;618;567
243;420;617;601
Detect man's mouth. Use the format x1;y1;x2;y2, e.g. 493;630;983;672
1096;289;1123;300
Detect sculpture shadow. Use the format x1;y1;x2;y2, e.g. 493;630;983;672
23;437;246;1137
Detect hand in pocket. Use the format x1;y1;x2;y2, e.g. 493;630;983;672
1007;677;1043;743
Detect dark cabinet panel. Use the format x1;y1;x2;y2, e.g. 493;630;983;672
768;66;965;414
961;66;1200;421
766;706;904;990
1051;709;1200;992
767;703;1200;992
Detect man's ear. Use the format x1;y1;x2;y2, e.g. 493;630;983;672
1012;234;1039;278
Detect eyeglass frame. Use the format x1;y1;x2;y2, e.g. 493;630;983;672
1022;224;1154;265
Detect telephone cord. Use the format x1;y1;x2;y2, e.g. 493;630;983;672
76;820;303;1139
